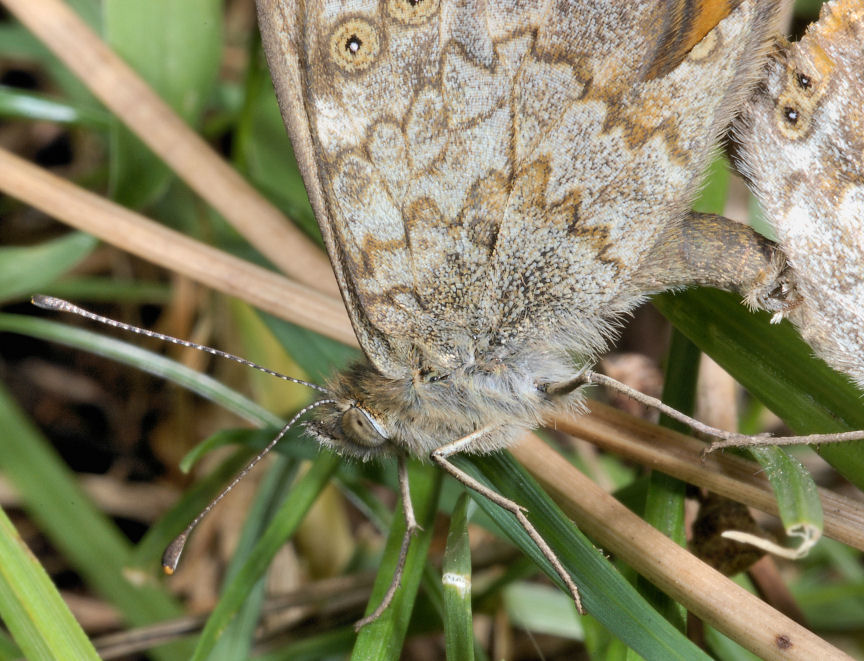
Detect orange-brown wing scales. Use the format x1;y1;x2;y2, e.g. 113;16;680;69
645;0;743;79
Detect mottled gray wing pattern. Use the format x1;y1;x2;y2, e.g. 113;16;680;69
257;0;401;374
257;0;782;375
483;1;784;352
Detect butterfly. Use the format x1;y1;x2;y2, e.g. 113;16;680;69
735;0;864;390
251;0;800;622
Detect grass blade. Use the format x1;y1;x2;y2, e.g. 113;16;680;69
458;452;711;660
442;493;474;661
655;289;864;489
351;463;442;661
639;329;696;630
0;233;96;303
0;382;191;661
103;0;223;208
0;312;281;427
209;456;300;661
733;447;823;558
0;506;100;661
191;452;340;661
503;582;584;640
0;86;107;125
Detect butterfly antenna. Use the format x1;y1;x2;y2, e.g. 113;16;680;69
162;397;335;573
32;295;330;394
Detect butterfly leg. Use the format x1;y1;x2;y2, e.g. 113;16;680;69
354;455;419;630
578;370;864;454
633;212;799;315
430;430;585;615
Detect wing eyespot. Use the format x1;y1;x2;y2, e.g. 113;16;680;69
330;19;380;73
775;99;811;140
387;0;439;25
774;63;825;140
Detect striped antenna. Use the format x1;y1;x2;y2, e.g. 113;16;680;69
32;294;339;572
32;295;331;394
161;398;336;573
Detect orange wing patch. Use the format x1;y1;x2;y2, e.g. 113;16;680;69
646;0;742;79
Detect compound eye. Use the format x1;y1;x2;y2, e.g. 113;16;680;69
340;407;386;448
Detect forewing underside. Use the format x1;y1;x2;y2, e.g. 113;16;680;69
257;0;401;374
484;0;784;348
259;0;783;373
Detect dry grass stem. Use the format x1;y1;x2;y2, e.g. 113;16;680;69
0;147;355;347
0;0;338;296
562;401;864;552
511;435;852;661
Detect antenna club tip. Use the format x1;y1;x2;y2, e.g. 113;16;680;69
161;535;186;575
31;294;59;310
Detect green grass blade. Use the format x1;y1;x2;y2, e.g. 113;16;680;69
351;463;442;661
67;0;101;29
260;312;359;382
191;452;340;661
250;627;355;661
705;625;762;661
232;54;320;240
442;493;474;661
639;329;697;630
209;456;299;661
0;382;191;661
0;631;21;659
741;447;823;557
40;276;171;303
0;506;100;661
0;232;96;303
103;0;223;208
0;86;108;125
655;289;864;488
458;452;711;660
503;582;584;640
0;24;54;58
0;313;281;427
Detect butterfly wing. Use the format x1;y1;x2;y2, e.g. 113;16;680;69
257;0;784;374
257;0;403;374
735;0;864;388
483;1;785;351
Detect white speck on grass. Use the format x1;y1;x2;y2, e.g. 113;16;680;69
442;572;471;598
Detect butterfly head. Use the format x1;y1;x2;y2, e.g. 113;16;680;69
307;401;393;461
305;347;594;461
305;362;399;461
